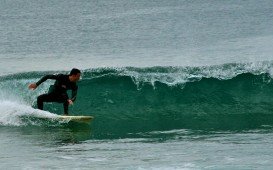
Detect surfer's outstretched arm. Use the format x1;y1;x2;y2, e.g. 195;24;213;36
28;74;58;90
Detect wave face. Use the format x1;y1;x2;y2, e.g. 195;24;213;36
1;62;273;138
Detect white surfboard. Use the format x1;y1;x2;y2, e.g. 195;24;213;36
54;115;94;123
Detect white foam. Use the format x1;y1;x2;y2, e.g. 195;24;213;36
0;100;58;126
119;61;273;88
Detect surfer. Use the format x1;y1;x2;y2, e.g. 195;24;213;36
28;68;81;115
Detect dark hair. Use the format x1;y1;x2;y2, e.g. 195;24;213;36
70;68;81;75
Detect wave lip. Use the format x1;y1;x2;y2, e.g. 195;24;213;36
82;61;273;88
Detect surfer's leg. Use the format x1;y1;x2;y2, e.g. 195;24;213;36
37;94;48;110
37;93;55;110
62;94;69;115
63;102;69;115
55;93;69;115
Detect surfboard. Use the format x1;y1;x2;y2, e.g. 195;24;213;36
53;115;94;123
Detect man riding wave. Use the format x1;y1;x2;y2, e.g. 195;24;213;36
28;68;81;115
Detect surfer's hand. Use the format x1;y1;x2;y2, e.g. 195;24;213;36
68;100;73;105
28;83;37;90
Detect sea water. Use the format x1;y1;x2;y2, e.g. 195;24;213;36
1;0;273;169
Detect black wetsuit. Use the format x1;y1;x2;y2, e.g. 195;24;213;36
36;74;78;114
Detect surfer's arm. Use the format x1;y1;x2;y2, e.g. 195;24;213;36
28;75;58;90
70;86;78;102
35;75;58;87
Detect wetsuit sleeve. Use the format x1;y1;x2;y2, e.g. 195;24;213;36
36;75;58;86
71;86;78;102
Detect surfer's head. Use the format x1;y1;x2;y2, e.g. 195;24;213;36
69;68;81;82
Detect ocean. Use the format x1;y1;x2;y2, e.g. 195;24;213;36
1;0;273;169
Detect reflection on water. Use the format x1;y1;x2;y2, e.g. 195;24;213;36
0;122;93;146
